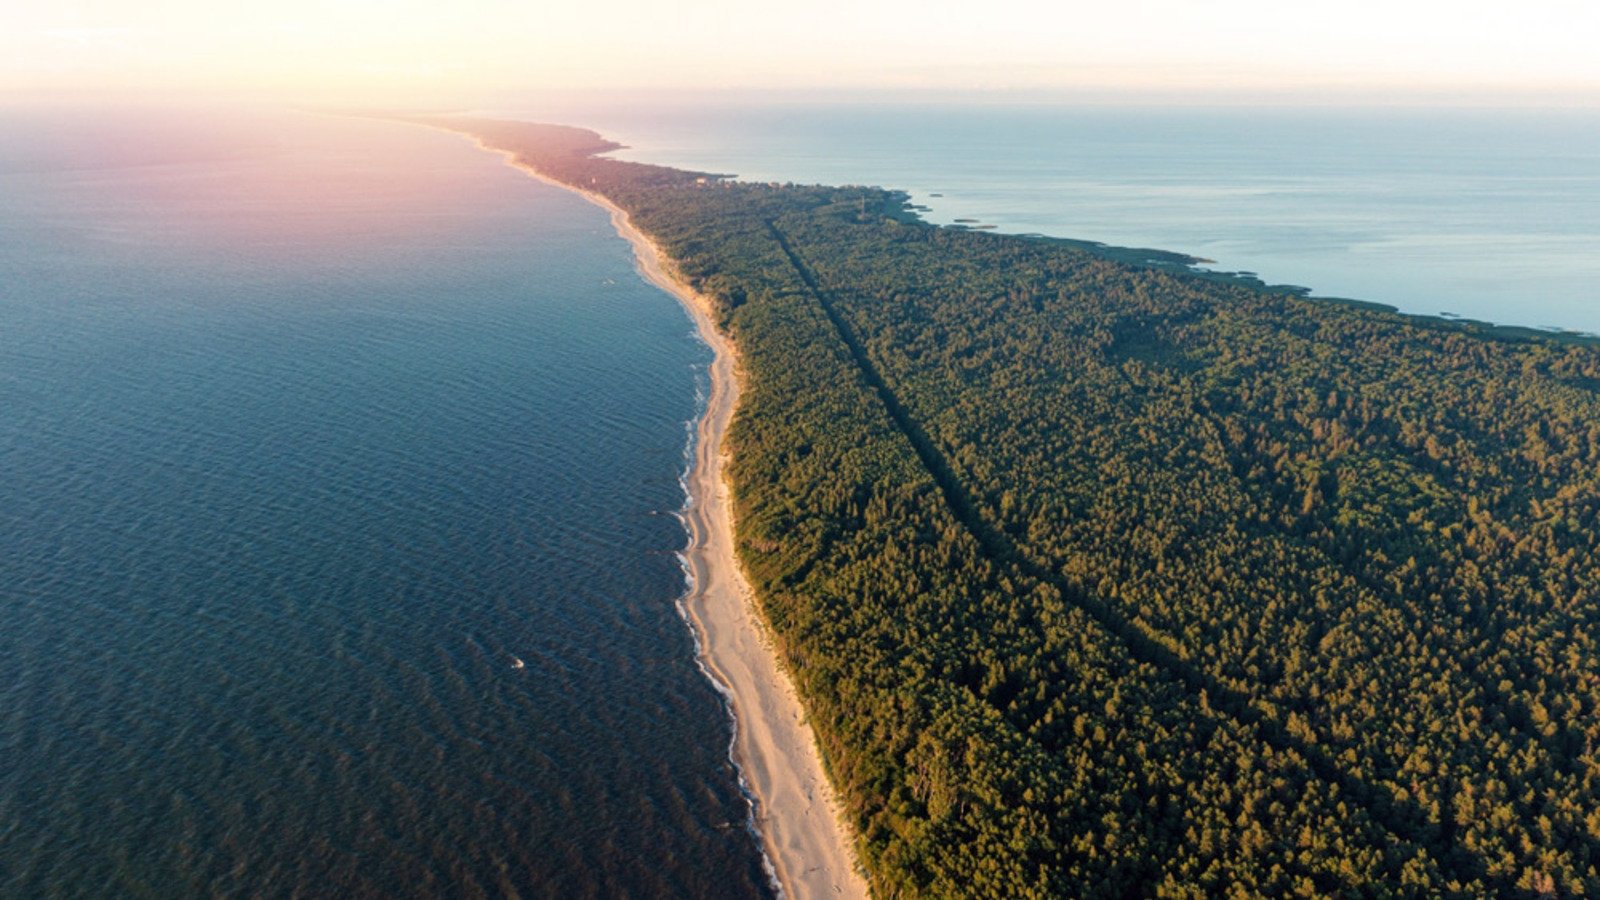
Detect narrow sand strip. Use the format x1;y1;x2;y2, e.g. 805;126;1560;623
615;202;871;900
439;125;870;900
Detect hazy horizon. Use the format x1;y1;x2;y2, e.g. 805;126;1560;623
4;0;1597;108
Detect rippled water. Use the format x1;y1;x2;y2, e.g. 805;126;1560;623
0;107;771;899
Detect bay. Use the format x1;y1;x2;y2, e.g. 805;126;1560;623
520;99;1600;335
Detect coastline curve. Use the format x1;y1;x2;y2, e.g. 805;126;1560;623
422;121;871;900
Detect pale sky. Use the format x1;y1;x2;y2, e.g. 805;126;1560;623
4;0;1598;103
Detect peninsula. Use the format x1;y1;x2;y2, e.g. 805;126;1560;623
418;117;871;900
419;117;1600;898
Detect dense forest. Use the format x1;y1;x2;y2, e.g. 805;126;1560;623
436;118;1600;898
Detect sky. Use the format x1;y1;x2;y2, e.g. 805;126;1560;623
3;0;1598;105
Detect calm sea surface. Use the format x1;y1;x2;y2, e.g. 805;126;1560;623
520;101;1600;334
0;107;771;899
5;97;1594;897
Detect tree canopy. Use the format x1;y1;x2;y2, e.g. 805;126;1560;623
444;118;1600;899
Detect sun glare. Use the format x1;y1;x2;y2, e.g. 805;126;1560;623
3;0;1597;104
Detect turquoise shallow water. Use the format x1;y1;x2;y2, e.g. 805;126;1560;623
520;100;1600;335
0;108;771;899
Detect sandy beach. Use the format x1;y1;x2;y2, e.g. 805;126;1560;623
446;127;870;900
616;200;871;900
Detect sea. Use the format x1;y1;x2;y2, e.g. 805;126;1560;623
3;97;1598;899
537;99;1600;335
0;107;772;899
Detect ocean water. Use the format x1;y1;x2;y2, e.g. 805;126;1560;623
523;100;1600;335
0;108;771;899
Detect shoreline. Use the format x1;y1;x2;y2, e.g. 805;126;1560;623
441;127;870;900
